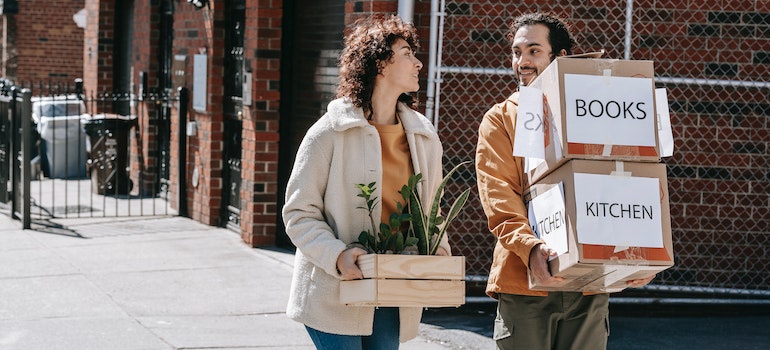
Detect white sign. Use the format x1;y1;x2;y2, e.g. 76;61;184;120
573;173;663;248
243;71;252;106
656;88;675;157
564;74;656;147
528;183;569;256
524;157;545;174
193;54;208;112
513;86;545;159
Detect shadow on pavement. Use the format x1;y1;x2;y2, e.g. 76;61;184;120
422;301;497;338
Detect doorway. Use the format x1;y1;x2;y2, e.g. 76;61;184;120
221;0;245;232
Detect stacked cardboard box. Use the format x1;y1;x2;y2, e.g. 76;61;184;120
520;56;674;292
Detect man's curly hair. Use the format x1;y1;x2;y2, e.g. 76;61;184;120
337;14;421;111
507;13;577;59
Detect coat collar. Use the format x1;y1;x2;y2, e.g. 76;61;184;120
327;98;436;138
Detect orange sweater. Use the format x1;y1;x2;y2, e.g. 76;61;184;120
475;92;549;298
370;119;412;225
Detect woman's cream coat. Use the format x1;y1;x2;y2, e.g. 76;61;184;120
282;98;449;342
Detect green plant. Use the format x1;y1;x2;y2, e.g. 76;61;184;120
355;182;417;254
355;161;471;255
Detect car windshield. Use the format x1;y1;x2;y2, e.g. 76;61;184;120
36;102;85;117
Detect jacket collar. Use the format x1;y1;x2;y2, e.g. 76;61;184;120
328;98;436;137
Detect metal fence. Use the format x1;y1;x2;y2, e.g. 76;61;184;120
0;80;186;227
429;1;770;297
0;83;33;228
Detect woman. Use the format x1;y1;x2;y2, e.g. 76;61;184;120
282;14;450;349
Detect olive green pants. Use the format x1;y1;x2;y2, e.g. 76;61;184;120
494;292;610;350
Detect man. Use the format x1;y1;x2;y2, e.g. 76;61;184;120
475;12;655;350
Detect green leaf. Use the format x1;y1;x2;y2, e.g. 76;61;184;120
379;223;391;236
408;185;429;254
357;231;373;253
388;213;401;232
417;161;471;255
394;231;405;253
430;187;471;254
358;231;369;244
399;185;411;202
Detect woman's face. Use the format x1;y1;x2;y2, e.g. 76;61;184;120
378;38;423;94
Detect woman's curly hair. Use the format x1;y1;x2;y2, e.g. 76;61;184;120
337;14;421;111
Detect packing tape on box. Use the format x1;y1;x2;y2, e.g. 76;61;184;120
602;144;612;156
602;68;613;85
613;161;631;253
600;68;614;156
610;161;632;177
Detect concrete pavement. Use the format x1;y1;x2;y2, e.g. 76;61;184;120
0;213;494;350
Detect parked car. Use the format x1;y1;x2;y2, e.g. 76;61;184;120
31;95;88;179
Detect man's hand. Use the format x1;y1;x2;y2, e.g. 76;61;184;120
626;274;656;288
434;247;450;256
529;243;565;285
336;247;367;280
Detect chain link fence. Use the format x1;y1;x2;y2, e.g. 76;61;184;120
431;1;770;297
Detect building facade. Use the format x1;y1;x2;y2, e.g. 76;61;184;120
3;0;767;295
1;0;84;83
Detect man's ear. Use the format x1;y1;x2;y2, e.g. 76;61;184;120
558;48;567;57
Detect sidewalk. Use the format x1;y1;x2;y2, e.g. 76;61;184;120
0;213;494;350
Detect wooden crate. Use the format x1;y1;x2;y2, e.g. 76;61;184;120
340;254;466;307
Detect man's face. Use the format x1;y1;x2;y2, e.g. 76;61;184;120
511;24;559;87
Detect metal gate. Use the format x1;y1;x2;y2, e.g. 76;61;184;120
0;82;12;204
0;81;184;224
221;0;246;232
157;0;175;196
0;85;32;227
428;1;770;297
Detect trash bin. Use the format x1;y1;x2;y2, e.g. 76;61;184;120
35;105;88;179
82;114;136;195
32;95;87;179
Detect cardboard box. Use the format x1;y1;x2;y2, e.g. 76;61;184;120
523;159;673;292
523;56;660;186
340;254;465;307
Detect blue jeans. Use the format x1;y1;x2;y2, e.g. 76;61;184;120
305;307;400;350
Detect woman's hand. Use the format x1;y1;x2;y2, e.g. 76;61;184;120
336;247;367;280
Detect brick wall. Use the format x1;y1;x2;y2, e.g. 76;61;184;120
650;5;770;289
6;0;84;83
170;1;283;245
275;0;345;246
129;0;162;197
72;0;767;291
173;3;223;227
83;0;113;96
239;0;283;246
410;1;769;292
